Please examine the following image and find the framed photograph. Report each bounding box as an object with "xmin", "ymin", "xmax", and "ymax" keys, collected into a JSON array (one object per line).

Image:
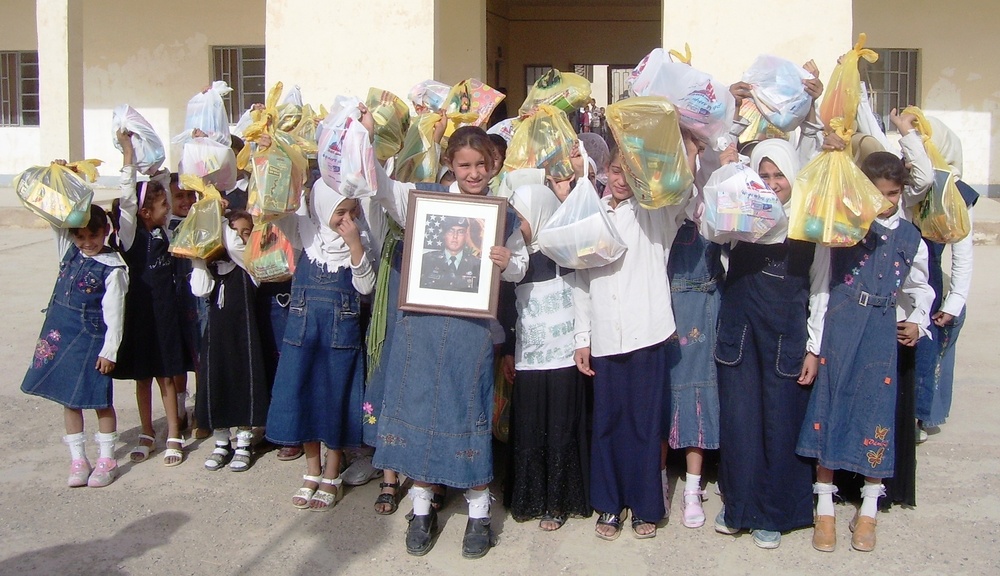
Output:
[{"xmin": 399, "ymin": 191, "xmax": 508, "ymax": 319}]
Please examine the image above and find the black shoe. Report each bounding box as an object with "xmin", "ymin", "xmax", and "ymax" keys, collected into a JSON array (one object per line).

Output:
[
  {"xmin": 462, "ymin": 517, "xmax": 497, "ymax": 559},
  {"xmin": 405, "ymin": 509, "xmax": 438, "ymax": 556}
]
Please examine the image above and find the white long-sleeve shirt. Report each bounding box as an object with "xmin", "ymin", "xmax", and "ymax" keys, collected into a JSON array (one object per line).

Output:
[
  {"xmin": 118, "ymin": 166, "xmax": 171, "ymax": 252},
  {"xmin": 573, "ymin": 194, "xmax": 688, "ymax": 357},
  {"xmin": 53, "ymin": 227, "xmax": 128, "ymax": 362},
  {"xmin": 940, "ymin": 210, "xmax": 974, "ymax": 317}
]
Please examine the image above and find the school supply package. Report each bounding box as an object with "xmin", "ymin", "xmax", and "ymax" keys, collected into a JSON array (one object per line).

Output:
[
  {"xmin": 173, "ymin": 81, "xmax": 233, "ymax": 146},
  {"xmin": 247, "ymin": 131, "xmax": 308, "ymax": 219},
  {"xmin": 902, "ymin": 105, "xmax": 972, "ymax": 243},
  {"xmin": 393, "ymin": 112, "xmax": 441, "ymax": 183},
  {"xmin": 169, "ymin": 175, "xmax": 225, "ymax": 260},
  {"xmin": 700, "ymin": 162, "xmax": 786, "ymax": 244},
  {"xmin": 742, "ymin": 55, "xmax": 814, "ymax": 133},
  {"xmin": 366, "ymin": 88, "xmax": 411, "ymax": 163},
  {"xmin": 502, "ymin": 104, "xmax": 576, "ymax": 180},
  {"xmin": 111, "ymin": 105, "xmax": 165, "ymax": 175},
  {"xmin": 737, "ymin": 99, "xmax": 787, "ymax": 144},
  {"xmin": 408, "ymin": 80, "xmax": 451, "ymax": 114},
  {"xmin": 317, "ymin": 96, "xmax": 379, "ymax": 198},
  {"xmin": 14, "ymin": 160, "xmax": 101, "ymax": 228},
  {"xmin": 443, "ymin": 78, "xmax": 505, "ymax": 132},
  {"xmin": 605, "ymin": 96, "xmax": 694, "ymax": 208},
  {"xmin": 519, "ymin": 68, "xmax": 592, "ymax": 115},
  {"xmin": 246, "ymin": 220, "xmax": 297, "ymax": 283},
  {"xmin": 179, "ymin": 137, "xmax": 238, "ymax": 193}
]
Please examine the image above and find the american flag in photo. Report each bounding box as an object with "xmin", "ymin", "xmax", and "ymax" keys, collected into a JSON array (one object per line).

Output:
[{"xmin": 424, "ymin": 213, "xmax": 445, "ymax": 250}]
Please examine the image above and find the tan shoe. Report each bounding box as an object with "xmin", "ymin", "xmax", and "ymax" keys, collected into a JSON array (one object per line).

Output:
[
  {"xmin": 812, "ymin": 515, "xmax": 836, "ymax": 552},
  {"xmin": 849, "ymin": 513, "xmax": 877, "ymax": 552}
]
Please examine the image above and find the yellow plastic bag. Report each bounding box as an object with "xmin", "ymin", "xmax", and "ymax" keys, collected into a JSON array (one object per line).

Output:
[
  {"xmin": 393, "ymin": 112, "xmax": 441, "ymax": 183},
  {"xmin": 519, "ymin": 68, "xmax": 592, "ymax": 115},
  {"xmin": 788, "ymin": 150, "xmax": 891, "ymax": 246},
  {"xmin": 248, "ymin": 132, "xmax": 308, "ymax": 220},
  {"xmin": 366, "ymin": 88, "xmax": 411, "ymax": 163},
  {"xmin": 502, "ymin": 104, "xmax": 576, "ymax": 180},
  {"xmin": 286, "ymin": 103, "xmax": 319, "ymax": 157},
  {"xmin": 170, "ymin": 175, "xmax": 225, "ymax": 260},
  {"xmin": 14, "ymin": 160, "xmax": 101, "ymax": 228},
  {"xmin": 443, "ymin": 78, "xmax": 505, "ymax": 135},
  {"xmin": 605, "ymin": 96, "xmax": 693, "ymax": 208},
  {"xmin": 819, "ymin": 33, "xmax": 878, "ymax": 132},
  {"xmin": 901, "ymin": 106, "xmax": 971, "ymax": 243},
  {"xmin": 246, "ymin": 220, "xmax": 297, "ymax": 283},
  {"xmin": 738, "ymin": 99, "xmax": 787, "ymax": 144}
]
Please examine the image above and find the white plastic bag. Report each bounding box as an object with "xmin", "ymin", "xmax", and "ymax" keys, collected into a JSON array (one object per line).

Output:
[
  {"xmin": 700, "ymin": 162, "xmax": 786, "ymax": 244},
  {"xmin": 742, "ymin": 55, "xmax": 813, "ymax": 133},
  {"xmin": 628, "ymin": 48, "xmax": 736, "ymax": 150},
  {"xmin": 232, "ymin": 107, "xmax": 254, "ymax": 139},
  {"xmin": 536, "ymin": 147, "xmax": 627, "ymax": 269},
  {"xmin": 112, "ymin": 105, "xmax": 165, "ymax": 176},
  {"xmin": 408, "ymin": 80, "xmax": 451, "ymax": 114},
  {"xmin": 179, "ymin": 137, "xmax": 238, "ymax": 192},
  {"xmin": 317, "ymin": 96, "xmax": 378, "ymax": 198},
  {"xmin": 172, "ymin": 81, "xmax": 233, "ymax": 146}
]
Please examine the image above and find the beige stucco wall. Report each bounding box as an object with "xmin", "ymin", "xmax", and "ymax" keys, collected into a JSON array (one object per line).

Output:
[
  {"xmin": 435, "ymin": 0, "xmax": 487, "ymax": 85},
  {"xmin": 0, "ymin": 0, "xmax": 42, "ymax": 173},
  {"xmin": 854, "ymin": 0, "xmax": 999, "ymax": 193}
]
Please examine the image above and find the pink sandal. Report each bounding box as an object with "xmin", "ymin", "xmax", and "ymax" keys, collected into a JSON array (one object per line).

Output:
[
  {"xmin": 68, "ymin": 458, "xmax": 92, "ymax": 487},
  {"xmin": 682, "ymin": 489, "xmax": 706, "ymax": 528},
  {"xmin": 88, "ymin": 457, "xmax": 118, "ymax": 487}
]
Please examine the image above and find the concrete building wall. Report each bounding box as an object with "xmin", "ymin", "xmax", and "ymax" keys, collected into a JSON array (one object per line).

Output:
[
  {"xmin": 854, "ymin": 0, "xmax": 1000, "ymax": 195},
  {"xmin": 0, "ymin": 0, "xmax": 42, "ymax": 173}
]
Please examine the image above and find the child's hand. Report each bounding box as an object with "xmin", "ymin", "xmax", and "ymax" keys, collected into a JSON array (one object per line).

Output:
[
  {"xmin": 719, "ymin": 143, "xmax": 739, "ymax": 166},
  {"xmin": 357, "ymin": 103, "xmax": 375, "ymax": 140},
  {"xmin": 501, "ymin": 354, "xmax": 516, "ymax": 384},
  {"xmin": 574, "ymin": 347, "xmax": 595, "ymax": 376},
  {"xmin": 932, "ymin": 311, "xmax": 955, "ymax": 327},
  {"xmin": 116, "ymin": 129, "xmax": 134, "ymax": 152},
  {"xmin": 96, "ymin": 357, "xmax": 115, "ymax": 374},
  {"xmin": 191, "ymin": 128, "xmax": 209, "ymax": 139},
  {"xmin": 897, "ymin": 321, "xmax": 919, "ymax": 346},
  {"xmin": 490, "ymin": 246, "xmax": 512, "ymax": 271},
  {"xmin": 569, "ymin": 140, "xmax": 585, "ymax": 178},
  {"xmin": 822, "ymin": 132, "xmax": 847, "ymax": 151},
  {"xmin": 256, "ymin": 133, "xmax": 272, "ymax": 149},
  {"xmin": 798, "ymin": 352, "xmax": 819, "ymax": 385},
  {"xmin": 729, "ymin": 81, "xmax": 752, "ymax": 108},
  {"xmin": 889, "ymin": 108, "xmax": 917, "ymax": 136},
  {"xmin": 53, "ymin": 159, "xmax": 68, "ymax": 166},
  {"xmin": 337, "ymin": 216, "xmax": 363, "ymax": 248},
  {"xmin": 802, "ymin": 60, "xmax": 823, "ymax": 100},
  {"xmin": 546, "ymin": 176, "xmax": 573, "ymax": 202},
  {"xmin": 432, "ymin": 113, "xmax": 448, "ymax": 145}
]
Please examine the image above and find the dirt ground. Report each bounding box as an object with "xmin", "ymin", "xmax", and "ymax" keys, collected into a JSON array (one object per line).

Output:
[{"xmin": 0, "ymin": 226, "xmax": 998, "ymax": 576}]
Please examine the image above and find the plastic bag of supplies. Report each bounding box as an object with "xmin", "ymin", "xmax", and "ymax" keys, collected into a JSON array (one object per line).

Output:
[
  {"xmin": 14, "ymin": 160, "xmax": 101, "ymax": 228},
  {"xmin": 169, "ymin": 175, "xmax": 225, "ymax": 260},
  {"xmin": 408, "ymin": 80, "xmax": 451, "ymax": 114},
  {"xmin": 246, "ymin": 220, "xmax": 297, "ymax": 283},
  {"xmin": 172, "ymin": 81, "xmax": 233, "ymax": 146},
  {"xmin": 605, "ymin": 96, "xmax": 694, "ymax": 209},
  {"xmin": 519, "ymin": 68, "xmax": 592, "ymax": 115},
  {"xmin": 247, "ymin": 131, "xmax": 308, "ymax": 219},
  {"xmin": 902, "ymin": 106, "xmax": 971, "ymax": 243},
  {"xmin": 111, "ymin": 105, "xmax": 165, "ymax": 175},
  {"xmin": 366, "ymin": 88, "xmax": 411, "ymax": 163},
  {"xmin": 742, "ymin": 55, "xmax": 814, "ymax": 133},
  {"xmin": 536, "ymin": 148, "xmax": 627, "ymax": 269},
  {"xmin": 502, "ymin": 104, "xmax": 576, "ymax": 180},
  {"xmin": 393, "ymin": 112, "xmax": 441, "ymax": 183},
  {"xmin": 819, "ymin": 34, "xmax": 878, "ymax": 131},
  {"xmin": 443, "ymin": 79, "xmax": 505, "ymax": 132},
  {"xmin": 700, "ymin": 162, "xmax": 786, "ymax": 244},
  {"xmin": 179, "ymin": 137, "xmax": 238, "ymax": 192},
  {"xmin": 737, "ymin": 99, "xmax": 787, "ymax": 144},
  {"xmin": 317, "ymin": 96, "xmax": 378, "ymax": 198}
]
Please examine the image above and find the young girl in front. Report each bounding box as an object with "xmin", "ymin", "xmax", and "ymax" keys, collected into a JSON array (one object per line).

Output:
[
  {"xmin": 191, "ymin": 210, "xmax": 269, "ymax": 472},
  {"xmin": 362, "ymin": 119, "xmax": 527, "ymax": 559},
  {"xmin": 796, "ymin": 151, "xmax": 933, "ymax": 552},
  {"xmin": 265, "ymin": 179, "xmax": 374, "ymax": 510},
  {"xmin": 21, "ymin": 201, "xmax": 128, "ymax": 488},
  {"xmin": 112, "ymin": 130, "xmax": 186, "ymax": 466}
]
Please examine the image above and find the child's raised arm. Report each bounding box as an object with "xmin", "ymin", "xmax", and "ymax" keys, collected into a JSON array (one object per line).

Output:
[
  {"xmin": 117, "ymin": 129, "xmax": 139, "ymax": 251},
  {"xmin": 336, "ymin": 213, "xmax": 375, "ymax": 295}
]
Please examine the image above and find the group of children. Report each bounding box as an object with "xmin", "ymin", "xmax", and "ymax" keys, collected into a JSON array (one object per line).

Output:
[{"xmin": 19, "ymin": 56, "xmax": 976, "ymax": 560}]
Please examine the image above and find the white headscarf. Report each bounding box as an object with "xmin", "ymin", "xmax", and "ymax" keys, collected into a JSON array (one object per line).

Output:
[
  {"xmin": 750, "ymin": 138, "xmax": 802, "ymax": 186},
  {"xmin": 927, "ymin": 116, "xmax": 964, "ymax": 179},
  {"xmin": 509, "ymin": 184, "xmax": 561, "ymax": 253},
  {"xmin": 298, "ymin": 179, "xmax": 355, "ymax": 272}
]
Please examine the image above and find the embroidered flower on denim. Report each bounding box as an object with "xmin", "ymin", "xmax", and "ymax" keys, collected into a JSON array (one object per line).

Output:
[
  {"xmin": 33, "ymin": 338, "xmax": 58, "ymax": 368},
  {"xmin": 851, "ymin": 267, "xmax": 861, "ymax": 276},
  {"xmin": 455, "ymin": 449, "xmax": 480, "ymax": 461},
  {"xmin": 47, "ymin": 330, "xmax": 61, "ymax": 342},
  {"xmin": 362, "ymin": 402, "xmax": 376, "ymax": 425},
  {"xmin": 379, "ymin": 433, "xmax": 406, "ymax": 447},
  {"xmin": 844, "ymin": 273, "xmax": 855, "ymax": 286}
]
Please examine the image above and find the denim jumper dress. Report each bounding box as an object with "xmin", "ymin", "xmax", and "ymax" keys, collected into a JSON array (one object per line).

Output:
[
  {"xmin": 915, "ymin": 181, "xmax": 979, "ymax": 426},
  {"xmin": 797, "ymin": 220, "xmax": 920, "ymax": 477},
  {"xmin": 265, "ymin": 253, "xmax": 364, "ymax": 448},
  {"xmin": 21, "ymin": 247, "xmax": 124, "ymax": 409},
  {"xmin": 663, "ymin": 220, "xmax": 723, "ymax": 450},
  {"xmin": 715, "ymin": 238, "xmax": 815, "ymax": 532}
]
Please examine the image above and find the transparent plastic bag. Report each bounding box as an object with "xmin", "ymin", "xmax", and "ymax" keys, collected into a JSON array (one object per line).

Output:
[
  {"xmin": 788, "ymin": 150, "xmax": 891, "ymax": 247},
  {"xmin": 605, "ymin": 96, "xmax": 693, "ymax": 208},
  {"xmin": 286, "ymin": 103, "xmax": 319, "ymax": 157},
  {"xmin": 742, "ymin": 55, "xmax": 813, "ymax": 133},
  {"xmin": 366, "ymin": 87, "xmax": 411, "ymax": 163},
  {"xmin": 700, "ymin": 162, "xmax": 786, "ymax": 244},
  {"xmin": 317, "ymin": 96, "xmax": 378, "ymax": 198},
  {"xmin": 276, "ymin": 84, "xmax": 304, "ymax": 132},
  {"xmin": 246, "ymin": 220, "xmax": 297, "ymax": 283},
  {"xmin": 819, "ymin": 34, "xmax": 878, "ymax": 132},
  {"xmin": 247, "ymin": 131, "xmax": 308, "ymax": 220},
  {"xmin": 502, "ymin": 104, "xmax": 576, "ymax": 180},
  {"xmin": 737, "ymin": 99, "xmax": 787, "ymax": 144},
  {"xmin": 179, "ymin": 137, "xmax": 237, "ymax": 192},
  {"xmin": 628, "ymin": 47, "xmax": 736, "ymax": 150},
  {"xmin": 111, "ymin": 105, "xmax": 165, "ymax": 175},
  {"xmin": 169, "ymin": 175, "xmax": 224, "ymax": 260},
  {"xmin": 172, "ymin": 81, "xmax": 233, "ymax": 146},
  {"xmin": 536, "ymin": 150, "xmax": 627, "ymax": 269},
  {"xmin": 393, "ymin": 112, "xmax": 441, "ymax": 183},
  {"xmin": 903, "ymin": 106, "xmax": 971, "ymax": 243},
  {"xmin": 519, "ymin": 68, "xmax": 592, "ymax": 115},
  {"xmin": 408, "ymin": 80, "xmax": 451, "ymax": 114},
  {"xmin": 443, "ymin": 78, "xmax": 505, "ymax": 130},
  {"xmin": 14, "ymin": 160, "xmax": 100, "ymax": 228}
]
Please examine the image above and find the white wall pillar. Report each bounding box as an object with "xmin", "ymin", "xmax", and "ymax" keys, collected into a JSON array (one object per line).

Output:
[
  {"xmin": 434, "ymin": 0, "xmax": 487, "ymax": 85},
  {"xmin": 36, "ymin": 0, "xmax": 83, "ymax": 161}
]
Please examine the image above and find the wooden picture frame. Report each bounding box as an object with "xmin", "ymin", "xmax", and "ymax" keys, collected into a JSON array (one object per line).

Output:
[{"xmin": 399, "ymin": 191, "xmax": 507, "ymax": 319}]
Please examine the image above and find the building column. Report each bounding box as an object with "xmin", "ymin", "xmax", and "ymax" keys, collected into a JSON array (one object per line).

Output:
[
  {"xmin": 434, "ymin": 0, "xmax": 487, "ymax": 85},
  {"xmin": 36, "ymin": 0, "xmax": 83, "ymax": 161}
]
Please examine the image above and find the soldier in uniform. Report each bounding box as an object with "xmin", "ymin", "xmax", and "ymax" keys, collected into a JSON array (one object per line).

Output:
[{"xmin": 420, "ymin": 216, "xmax": 481, "ymax": 293}]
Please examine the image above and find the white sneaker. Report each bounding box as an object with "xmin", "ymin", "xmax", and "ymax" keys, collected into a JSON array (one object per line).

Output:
[
  {"xmin": 916, "ymin": 428, "xmax": 928, "ymax": 444},
  {"xmin": 341, "ymin": 454, "xmax": 382, "ymax": 486}
]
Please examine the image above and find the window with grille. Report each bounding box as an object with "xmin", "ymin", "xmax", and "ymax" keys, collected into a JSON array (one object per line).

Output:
[
  {"xmin": 525, "ymin": 65, "xmax": 552, "ymax": 93},
  {"xmin": 212, "ymin": 46, "xmax": 266, "ymax": 124},
  {"xmin": 862, "ymin": 49, "xmax": 919, "ymax": 133},
  {"xmin": 1, "ymin": 51, "xmax": 40, "ymax": 127}
]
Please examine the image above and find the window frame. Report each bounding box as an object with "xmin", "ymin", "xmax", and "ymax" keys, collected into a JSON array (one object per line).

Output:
[
  {"xmin": 0, "ymin": 50, "xmax": 40, "ymax": 127},
  {"xmin": 862, "ymin": 48, "xmax": 920, "ymax": 133},
  {"xmin": 211, "ymin": 45, "xmax": 267, "ymax": 124}
]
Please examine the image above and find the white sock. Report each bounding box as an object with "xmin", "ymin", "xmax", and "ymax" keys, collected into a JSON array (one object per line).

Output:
[
  {"xmin": 63, "ymin": 432, "xmax": 86, "ymax": 461},
  {"xmin": 176, "ymin": 392, "xmax": 188, "ymax": 418},
  {"xmin": 94, "ymin": 431, "xmax": 117, "ymax": 460},
  {"xmin": 860, "ymin": 482, "xmax": 884, "ymax": 518},
  {"xmin": 213, "ymin": 428, "xmax": 231, "ymax": 445},
  {"xmin": 465, "ymin": 488, "xmax": 491, "ymax": 519},
  {"xmin": 409, "ymin": 486, "xmax": 434, "ymax": 516},
  {"xmin": 685, "ymin": 473, "xmax": 702, "ymax": 501},
  {"xmin": 235, "ymin": 429, "xmax": 253, "ymax": 448},
  {"xmin": 813, "ymin": 482, "xmax": 838, "ymax": 517}
]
